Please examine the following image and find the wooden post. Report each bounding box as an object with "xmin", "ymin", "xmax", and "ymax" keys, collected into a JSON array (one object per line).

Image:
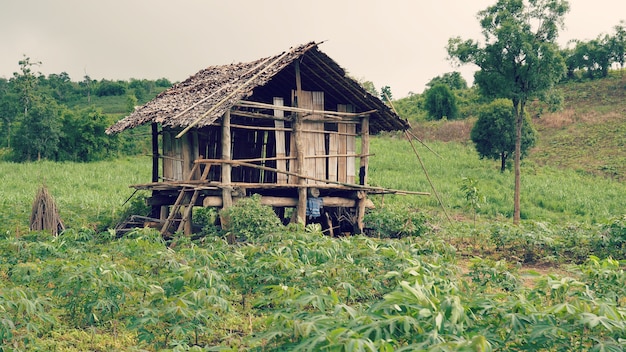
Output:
[
  {"xmin": 221, "ymin": 110, "xmax": 233, "ymax": 210},
  {"xmin": 356, "ymin": 190, "xmax": 367, "ymax": 234},
  {"xmin": 293, "ymin": 61, "xmax": 307, "ymax": 224},
  {"xmin": 274, "ymin": 97, "xmax": 287, "ymax": 184},
  {"xmin": 151, "ymin": 123, "xmax": 159, "ymax": 182},
  {"xmin": 359, "ymin": 115, "xmax": 370, "ymax": 186}
]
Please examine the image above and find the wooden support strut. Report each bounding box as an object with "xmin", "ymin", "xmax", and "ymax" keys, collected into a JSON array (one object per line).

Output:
[
  {"xmin": 293, "ymin": 60, "xmax": 307, "ymax": 224},
  {"xmin": 176, "ymin": 165, "xmax": 213, "ymax": 233},
  {"xmin": 194, "ymin": 159, "xmax": 430, "ymax": 195},
  {"xmin": 160, "ymin": 163, "xmax": 200, "ymax": 236}
]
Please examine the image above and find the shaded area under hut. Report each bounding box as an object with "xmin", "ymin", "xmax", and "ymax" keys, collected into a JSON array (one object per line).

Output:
[{"xmin": 107, "ymin": 41, "xmax": 427, "ymax": 236}]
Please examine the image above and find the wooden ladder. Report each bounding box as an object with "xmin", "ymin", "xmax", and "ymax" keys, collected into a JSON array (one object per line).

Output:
[{"xmin": 160, "ymin": 162, "xmax": 213, "ymax": 236}]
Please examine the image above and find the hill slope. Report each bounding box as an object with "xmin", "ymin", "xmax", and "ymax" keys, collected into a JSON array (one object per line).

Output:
[{"xmin": 407, "ymin": 74, "xmax": 626, "ymax": 181}]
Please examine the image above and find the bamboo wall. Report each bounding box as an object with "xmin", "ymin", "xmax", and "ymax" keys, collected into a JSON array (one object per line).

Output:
[{"xmin": 160, "ymin": 91, "xmax": 360, "ymax": 186}]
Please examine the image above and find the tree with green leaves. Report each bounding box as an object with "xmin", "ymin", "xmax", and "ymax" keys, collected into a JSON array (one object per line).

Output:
[
  {"xmin": 12, "ymin": 97, "xmax": 62, "ymax": 161},
  {"xmin": 423, "ymin": 83, "xmax": 459, "ymax": 120},
  {"xmin": 380, "ymin": 85, "xmax": 393, "ymax": 102},
  {"xmin": 447, "ymin": 0, "xmax": 568, "ymax": 224},
  {"xmin": 471, "ymin": 99, "xmax": 537, "ymax": 173},
  {"xmin": 58, "ymin": 107, "xmax": 118, "ymax": 162},
  {"xmin": 0, "ymin": 78, "xmax": 20, "ymax": 148},
  {"xmin": 426, "ymin": 71, "xmax": 468, "ymax": 90},
  {"xmin": 10, "ymin": 56, "xmax": 64, "ymax": 161},
  {"xmin": 610, "ymin": 21, "xmax": 626, "ymax": 72}
]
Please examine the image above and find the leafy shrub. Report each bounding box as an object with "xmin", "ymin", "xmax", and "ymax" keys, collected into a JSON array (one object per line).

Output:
[
  {"xmin": 489, "ymin": 222, "xmax": 558, "ymax": 263},
  {"xmin": 468, "ymin": 257, "xmax": 520, "ymax": 292},
  {"xmin": 598, "ymin": 215, "xmax": 626, "ymax": 258},
  {"xmin": 193, "ymin": 207, "xmax": 222, "ymax": 237},
  {"xmin": 576, "ymin": 256, "xmax": 626, "ymax": 304},
  {"xmin": 364, "ymin": 205, "xmax": 428, "ymax": 238},
  {"xmin": 219, "ymin": 194, "xmax": 283, "ymax": 241},
  {"xmin": 106, "ymin": 191, "xmax": 151, "ymax": 230}
]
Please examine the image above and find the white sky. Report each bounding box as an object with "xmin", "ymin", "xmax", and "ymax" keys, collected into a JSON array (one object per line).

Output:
[{"xmin": 1, "ymin": 0, "xmax": 624, "ymax": 98}]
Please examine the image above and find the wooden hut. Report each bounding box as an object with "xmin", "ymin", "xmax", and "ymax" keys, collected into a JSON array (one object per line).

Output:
[{"xmin": 106, "ymin": 41, "xmax": 416, "ymax": 236}]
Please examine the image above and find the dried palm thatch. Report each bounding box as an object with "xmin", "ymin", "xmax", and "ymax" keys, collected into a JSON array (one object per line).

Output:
[{"xmin": 30, "ymin": 185, "xmax": 65, "ymax": 235}]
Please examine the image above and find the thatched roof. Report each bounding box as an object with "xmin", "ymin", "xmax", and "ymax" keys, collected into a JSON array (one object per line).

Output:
[{"xmin": 106, "ymin": 41, "xmax": 409, "ymax": 135}]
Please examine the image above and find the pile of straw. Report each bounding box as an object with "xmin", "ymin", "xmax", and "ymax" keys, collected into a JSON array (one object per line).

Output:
[{"xmin": 29, "ymin": 185, "xmax": 65, "ymax": 235}]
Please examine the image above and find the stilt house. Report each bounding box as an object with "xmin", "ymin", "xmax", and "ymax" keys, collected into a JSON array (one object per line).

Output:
[{"xmin": 106, "ymin": 41, "xmax": 415, "ymax": 236}]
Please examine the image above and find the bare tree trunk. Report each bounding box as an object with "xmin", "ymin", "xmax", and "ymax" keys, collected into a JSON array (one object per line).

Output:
[{"xmin": 513, "ymin": 102, "xmax": 524, "ymax": 225}]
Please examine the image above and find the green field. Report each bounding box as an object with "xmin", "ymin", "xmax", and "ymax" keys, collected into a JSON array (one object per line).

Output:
[
  {"xmin": 1, "ymin": 74, "xmax": 626, "ymax": 350},
  {"xmin": 1, "ymin": 133, "xmax": 625, "ymax": 350}
]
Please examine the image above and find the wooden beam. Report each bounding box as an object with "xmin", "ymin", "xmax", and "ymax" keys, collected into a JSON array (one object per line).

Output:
[
  {"xmin": 203, "ymin": 195, "xmax": 375, "ymax": 208},
  {"xmin": 151, "ymin": 123, "xmax": 159, "ymax": 183},
  {"xmin": 221, "ymin": 110, "xmax": 232, "ymax": 210},
  {"xmin": 194, "ymin": 159, "xmax": 430, "ymax": 195},
  {"xmin": 293, "ymin": 60, "xmax": 307, "ymax": 224},
  {"xmin": 274, "ymin": 97, "xmax": 288, "ymax": 184},
  {"xmin": 235, "ymin": 100, "xmax": 376, "ymax": 118},
  {"xmin": 359, "ymin": 115, "xmax": 370, "ymax": 186}
]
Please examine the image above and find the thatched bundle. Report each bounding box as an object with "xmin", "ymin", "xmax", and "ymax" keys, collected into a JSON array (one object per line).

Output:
[{"xmin": 30, "ymin": 185, "xmax": 65, "ymax": 235}]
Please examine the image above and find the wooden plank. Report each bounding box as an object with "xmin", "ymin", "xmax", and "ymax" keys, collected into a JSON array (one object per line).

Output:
[
  {"xmin": 173, "ymin": 136, "xmax": 183, "ymax": 181},
  {"xmin": 274, "ymin": 97, "xmax": 287, "ymax": 184},
  {"xmin": 151, "ymin": 123, "xmax": 159, "ymax": 182},
  {"xmin": 162, "ymin": 131, "xmax": 172, "ymax": 181},
  {"xmin": 203, "ymin": 195, "xmax": 374, "ymax": 208},
  {"xmin": 312, "ymin": 91, "xmax": 325, "ymax": 185},
  {"xmin": 298, "ymin": 91, "xmax": 316, "ymax": 184},
  {"xmin": 337, "ymin": 105, "xmax": 348, "ymax": 183},
  {"xmin": 293, "ymin": 60, "xmax": 307, "ymax": 224},
  {"xmin": 221, "ymin": 110, "xmax": 232, "ymax": 209},
  {"xmin": 345, "ymin": 104, "xmax": 356, "ymax": 184},
  {"xmin": 359, "ymin": 116, "xmax": 369, "ymax": 186}
]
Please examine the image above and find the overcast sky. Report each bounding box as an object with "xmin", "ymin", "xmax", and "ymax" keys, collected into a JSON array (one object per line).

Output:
[{"xmin": 1, "ymin": 0, "xmax": 624, "ymax": 98}]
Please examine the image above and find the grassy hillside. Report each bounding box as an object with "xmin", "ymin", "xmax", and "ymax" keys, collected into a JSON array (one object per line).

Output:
[
  {"xmin": 532, "ymin": 75, "xmax": 626, "ymax": 181},
  {"xmin": 406, "ymin": 73, "xmax": 626, "ymax": 182}
]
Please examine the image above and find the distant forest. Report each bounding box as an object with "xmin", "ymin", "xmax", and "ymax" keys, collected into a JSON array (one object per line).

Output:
[{"xmin": 0, "ymin": 57, "xmax": 172, "ymax": 162}]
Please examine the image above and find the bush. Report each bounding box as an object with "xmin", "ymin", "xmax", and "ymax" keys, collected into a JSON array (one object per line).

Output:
[
  {"xmin": 193, "ymin": 207, "xmax": 222, "ymax": 237},
  {"xmin": 219, "ymin": 194, "xmax": 283, "ymax": 241},
  {"xmin": 364, "ymin": 205, "xmax": 429, "ymax": 238},
  {"xmin": 597, "ymin": 215, "xmax": 626, "ymax": 258}
]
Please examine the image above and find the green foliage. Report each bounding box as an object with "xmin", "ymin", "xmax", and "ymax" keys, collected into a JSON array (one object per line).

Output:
[
  {"xmin": 194, "ymin": 206, "xmax": 222, "ymax": 237},
  {"xmin": 391, "ymin": 93, "xmax": 427, "ymax": 122},
  {"xmin": 219, "ymin": 194, "xmax": 283, "ymax": 241},
  {"xmin": 600, "ymin": 215, "xmax": 626, "ymax": 257},
  {"xmin": 471, "ymin": 98, "xmax": 537, "ymax": 172},
  {"xmin": 380, "ymin": 85, "xmax": 393, "ymax": 102},
  {"xmin": 12, "ymin": 97, "xmax": 62, "ymax": 161},
  {"xmin": 564, "ymin": 22, "xmax": 626, "ymax": 80},
  {"xmin": 58, "ymin": 106, "xmax": 120, "ymax": 162},
  {"xmin": 95, "ymin": 79, "xmax": 126, "ymax": 97},
  {"xmin": 460, "ymin": 176, "xmax": 485, "ymax": 225},
  {"xmin": 426, "ymin": 71, "xmax": 468, "ymax": 90},
  {"xmin": 364, "ymin": 204, "xmax": 429, "ymax": 238},
  {"xmin": 468, "ymin": 257, "xmax": 520, "ymax": 292},
  {"xmin": 423, "ymin": 83, "xmax": 459, "ymax": 120},
  {"xmin": 1, "ymin": 58, "xmax": 170, "ymax": 162}
]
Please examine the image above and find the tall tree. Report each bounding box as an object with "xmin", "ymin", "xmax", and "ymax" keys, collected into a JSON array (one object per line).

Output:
[
  {"xmin": 11, "ymin": 56, "xmax": 42, "ymax": 117},
  {"xmin": 471, "ymin": 99, "xmax": 537, "ymax": 172},
  {"xmin": 447, "ymin": 0, "xmax": 568, "ymax": 224},
  {"xmin": 0, "ymin": 78, "xmax": 20, "ymax": 148},
  {"xmin": 13, "ymin": 97, "xmax": 62, "ymax": 161},
  {"xmin": 610, "ymin": 21, "xmax": 626, "ymax": 72},
  {"xmin": 423, "ymin": 84, "xmax": 459, "ymax": 120}
]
